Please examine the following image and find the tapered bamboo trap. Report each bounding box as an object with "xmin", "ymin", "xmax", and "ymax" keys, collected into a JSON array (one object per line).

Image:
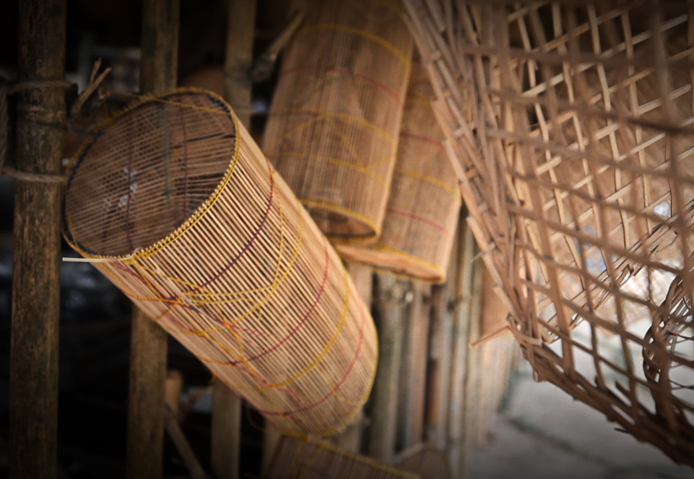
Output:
[
  {"xmin": 262, "ymin": 0, "xmax": 413, "ymax": 243},
  {"xmin": 263, "ymin": 435, "xmax": 419, "ymax": 479},
  {"xmin": 394, "ymin": 443, "xmax": 452, "ymax": 479},
  {"xmin": 404, "ymin": 0, "xmax": 694, "ymax": 465},
  {"xmin": 336, "ymin": 61, "xmax": 462, "ymax": 283},
  {"xmin": 63, "ymin": 89, "xmax": 378, "ymax": 436}
]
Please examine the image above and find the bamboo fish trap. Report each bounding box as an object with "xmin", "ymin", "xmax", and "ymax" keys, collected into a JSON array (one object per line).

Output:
[
  {"xmin": 336, "ymin": 61, "xmax": 462, "ymax": 283},
  {"xmin": 63, "ymin": 89, "xmax": 378, "ymax": 436},
  {"xmin": 262, "ymin": 0, "xmax": 413, "ymax": 243},
  {"xmin": 405, "ymin": 0, "xmax": 694, "ymax": 465},
  {"xmin": 263, "ymin": 435, "xmax": 419, "ymax": 479}
]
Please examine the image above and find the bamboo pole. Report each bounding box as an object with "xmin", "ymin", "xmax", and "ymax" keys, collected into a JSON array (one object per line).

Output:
[
  {"xmin": 10, "ymin": 1, "xmax": 66, "ymax": 478},
  {"xmin": 214, "ymin": 2, "xmax": 257, "ymax": 478},
  {"xmin": 333, "ymin": 262, "xmax": 373, "ymax": 453},
  {"xmin": 398, "ymin": 281, "xmax": 430, "ymax": 450},
  {"xmin": 447, "ymin": 218, "xmax": 476, "ymax": 477},
  {"xmin": 367, "ymin": 273, "xmax": 405, "ymax": 464},
  {"xmin": 212, "ymin": 384, "xmax": 243, "ymax": 479},
  {"xmin": 126, "ymin": 1, "xmax": 179, "ymax": 478},
  {"xmin": 424, "ymin": 281, "xmax": 452, "ymax": 450},
  {"xmin": 458, "ymin": 251, "xmax": 484, "ymax": 479},
  {"xmin": 410, "ymin": 284, "xmax": 431, "ymax": 446}
]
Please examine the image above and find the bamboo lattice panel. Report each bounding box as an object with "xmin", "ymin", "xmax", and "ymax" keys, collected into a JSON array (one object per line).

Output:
[
  {"xmin": 404, "ymin": 0, "xmax": 694, "ymax": 465},
  {"xmin": 63, "ymin": 90, "xmax": 378, "ymax": 436},
  {"xmin": 263, "ymin": 0, "xmax": 413, "ymax": 243},
  {"xmin": 263, "ymin": 435, "xmax": 419, "ymax": 479},
  {"xmin": 337, "ymin": 60, "xmax": 462, "ymax": 283}
]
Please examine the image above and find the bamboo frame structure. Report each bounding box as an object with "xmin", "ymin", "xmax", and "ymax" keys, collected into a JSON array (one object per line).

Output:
[
  {"xmin": 404, "ymin": 0, "xmax": 694, "ymax": 465},
  {"xmin": 63, "ymin": 89, "xmax": 377, "ymax": 436},
  {"xmin": 263, "ymin": 435, "xmax": 419, "ymax": 479},
  {"xmin": 262, "ymin": 0, "xmax": 413, "ymax": 243},
  {"xmin": 336, "ymin": 60, "xmax": 462, "ymax": 283}
]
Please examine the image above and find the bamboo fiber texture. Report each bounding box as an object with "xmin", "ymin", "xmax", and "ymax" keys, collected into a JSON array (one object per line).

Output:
[
  {"xmin": 336, "ymin": 61, "xmax": 462, "ymax": 283},
  {"xmin": 404, "ymin": 0, "xmax": 694, "ymax": 465},
  {"xmin": 263, "ymin": 435, "xmax": 419, "ymax": 479},
  {"xmin": 394, "ymin": 443, "xmax": 452, "ymax": 479},
  {"xmin": 63, "ymin": 89, "xmax": 378, "ymax": 436},
  {"xmin": 262, "ymin": 0, "xmax": 413, "ymax": 243}
]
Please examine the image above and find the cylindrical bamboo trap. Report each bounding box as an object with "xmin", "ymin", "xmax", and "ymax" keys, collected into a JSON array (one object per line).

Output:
[
  {"xmin": 263, "ymin": 435, "xmax": 419, "ymax": 479},
  {"xmin": 336, "ymin": 61, "xmax": 462, "ymax": 283},
  {"xmin": 63, "ymin": 89, "xmax": 378, "ymax": 436},
  {"xmin": 394, "ymin": 443, "xmax": 452, "ymax": 479},
  {"xmin": 262, "ymin": 0, "xmax": 413, "ymax": 243},
  {"xmin": 404, "ymin": 0, "xmax": 694, "ymax": 465}
]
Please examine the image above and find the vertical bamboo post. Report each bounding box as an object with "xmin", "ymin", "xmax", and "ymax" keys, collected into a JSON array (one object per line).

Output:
[
  {"xmin": 333, "ymin": 262, "xmax": 373, "ymax": 453},
  {"xmin": 126, "ymin": 1, "xmax": 179, "ymax": 478},
  {"xmin": 212, "ymin": 385, "xmax": 243, "ymax": 479},
  {"xmin": 398, "ymin": 281, "xmax": 429, "ymax": 449},
  {"xmin": 458, "ymin": 250, "xmax": 484, "ymax": 479},
  {"xmin": 10, "ymin": 2, "xmax": 66, "ymax": 478},
  {"xmin": 424, "ymin": 280, "xmax": 452, "ymax": 450},
  {"xmin": 447, "ymin": 217, "xmax": 475, "ymax": 477},
  {"xmin": 410, "ymin": 284, "xmax": 431, "ymax": 445},
  {"xmin": 214, "ymin": 2, "xmax": 256, "ymax": 478},
  {"xmin": 367, "ymin": 273, "xmax": 405, "ymax": 464}
]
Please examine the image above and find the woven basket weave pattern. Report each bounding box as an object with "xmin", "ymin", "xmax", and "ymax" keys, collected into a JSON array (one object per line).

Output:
[
  {"xmin": 404, "ymin": 0, "xmax": 694, "ymax": 465},
  {"xmin": 337, "ymin": 61, "xmax": 461, "ymax": 283},
  {"xmin": 64, "ymin": 90, "xmax": 377, "ymax": 436},
  {"xmin": 262, "ymin": 0, "xmax": 413, "ymax": 242}
]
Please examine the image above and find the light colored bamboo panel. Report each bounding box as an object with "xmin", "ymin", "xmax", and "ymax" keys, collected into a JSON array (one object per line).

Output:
[
  {"xmin": 337, "ymin": 61, "xmax": 462, "ymax": 283},
  {"xmin": 262, "ymin": 0, "xmax": 413, "ymax": 243},
  {"xmin": 63, "ymin": 89, "xmax": 377, "ymax": 436}
]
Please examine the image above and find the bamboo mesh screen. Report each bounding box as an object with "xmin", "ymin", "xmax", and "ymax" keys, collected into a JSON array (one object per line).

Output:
[
  {"xmin": 263, "ymin": 435, "xmax": 419, "ymax": 479},
  {"xmin": 63, "ymin": 89, "xmax": 378, "ymax": 436},
  {"xmin": 262, "ymin": 0, "xmax": 413, "ymax": 243},
  {"xmin": 404, "ymin": 0, "xmax": 694, "ymax": 465},
  {"xmin": 336, "ymin": 61, "xmax": 462, "ymax": 283},
  {"xmin": 394, "ymin": 444, "xmax": 452, "ymax": 479}
]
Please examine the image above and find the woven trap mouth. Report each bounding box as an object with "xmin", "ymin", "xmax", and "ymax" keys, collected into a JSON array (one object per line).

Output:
[
  {"xmin": 63, "ymin": 89, "xmax": 378, "ymax": 436},
  {"xmin": 65, "ymin": 90, "xmax": 235, "ymax": 258}
]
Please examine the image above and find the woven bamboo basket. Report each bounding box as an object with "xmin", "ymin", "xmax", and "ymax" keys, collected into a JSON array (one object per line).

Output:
[
  {"xmin": 63, "ymin": 89, "xmax": 378, "ymax": 436},
  {"xmin": 262, "ymin": 0, "xmax": 413, "ymax": 243},
  {"xmin": 394, "ymin": 443, "xmax": 452, "ymax": 479},
  {"xmin": 336, "ymin": 61, "xmax": 462, "ymax": 283},
  {"xmin": 263, "ymin": 435, "xmax": 419, "ymax": 479},
  {"xmin": 404, "ymin": 0, "xmax": 694, "ymax": 465}
]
